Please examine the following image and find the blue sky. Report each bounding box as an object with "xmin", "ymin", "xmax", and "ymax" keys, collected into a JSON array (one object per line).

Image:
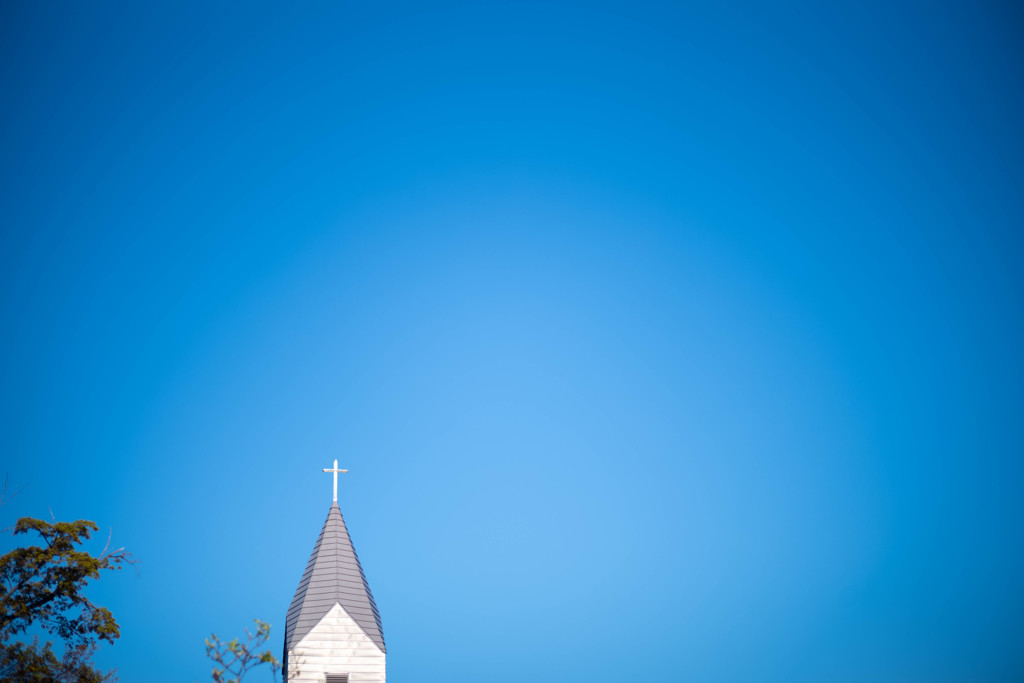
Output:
[{"xmin": 1, "ymin": 2, "xmax": 1022, "ymax": 681}]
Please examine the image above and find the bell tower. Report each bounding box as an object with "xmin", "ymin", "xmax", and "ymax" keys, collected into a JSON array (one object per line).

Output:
[{"xmin": 283, "ymin": 461, "xmax": 386, "ymax": 682}]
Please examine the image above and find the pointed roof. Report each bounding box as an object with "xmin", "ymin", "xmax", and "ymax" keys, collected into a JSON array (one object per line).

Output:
[{"xmin": 284, "ymin": 502, "xmax": 385, "ymax": 653}]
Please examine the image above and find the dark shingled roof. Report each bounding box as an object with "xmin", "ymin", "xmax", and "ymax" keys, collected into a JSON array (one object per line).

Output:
[{"xmin": 284, "ymin": 502, "xmax": 385, "ymax": 653}]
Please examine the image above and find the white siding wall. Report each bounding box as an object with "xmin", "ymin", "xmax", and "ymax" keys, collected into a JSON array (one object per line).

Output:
[{"xmin": 287, "ymin": 603, "xmax": 386, "ymax": 683}]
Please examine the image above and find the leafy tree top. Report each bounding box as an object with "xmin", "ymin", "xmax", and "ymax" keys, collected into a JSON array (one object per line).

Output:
[{"xmin": 0, "ymin": 516, "xmax": 131, "ymax": 646}]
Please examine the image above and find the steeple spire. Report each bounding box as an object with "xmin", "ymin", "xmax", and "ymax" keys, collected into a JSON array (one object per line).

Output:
[{"xmin": 284, "ymin": 468, "xmax": 385, "ymax": 659}]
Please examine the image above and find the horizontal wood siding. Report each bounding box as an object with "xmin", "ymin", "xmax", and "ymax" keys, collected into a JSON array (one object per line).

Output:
[{"xmin": 287, "ymin": 603, "xmax": 386, "ymax": 683}]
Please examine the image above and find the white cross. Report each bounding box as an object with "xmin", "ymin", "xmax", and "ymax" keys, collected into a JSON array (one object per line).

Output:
[{"xmin": 322, "ymin": 459, "xmax": 349, "ymax": 502}]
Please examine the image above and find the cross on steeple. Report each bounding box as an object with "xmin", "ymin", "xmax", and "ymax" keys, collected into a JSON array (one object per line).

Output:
[{"xmin": 322, "ymin": 459, "xmax": 349, "ymax": 502}]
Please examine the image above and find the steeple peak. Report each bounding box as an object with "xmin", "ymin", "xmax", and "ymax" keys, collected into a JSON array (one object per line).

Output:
[{"xmin": 284, "ymin": 501, "xmax": 385, "ymax": 654}]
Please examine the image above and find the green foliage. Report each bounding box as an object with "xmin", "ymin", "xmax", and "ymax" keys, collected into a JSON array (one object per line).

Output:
[
  {"xmin": 206, "ymin": 619, "xmax": 281, "ymax": 683},
  {"xmin": 0, "ymin": 638, "xmax": 115, "ymax": 682},
  {"xmin": 0, "ymin": 516, "xmax": 129, "ymax": 681},
  {"xmin": 0, "ymin": 517, "xmax": 129, "ymax": 645}
]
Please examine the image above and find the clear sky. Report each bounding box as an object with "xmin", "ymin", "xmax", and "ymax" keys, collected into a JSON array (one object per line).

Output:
[{"xmin": 1, "ymin": 2, "xmax": 1022, "ymax": 681}]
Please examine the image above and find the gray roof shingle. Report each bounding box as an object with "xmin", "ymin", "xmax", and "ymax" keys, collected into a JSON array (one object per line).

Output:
[{"xmin": 284, "ymin": 502, "xmax": 385, "ymax": 653}]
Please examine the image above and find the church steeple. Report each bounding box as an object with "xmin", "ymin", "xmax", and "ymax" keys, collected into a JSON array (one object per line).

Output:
[{"xmin": 284, "ymin": 464, "xmax": 386, "ymax": 682}]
